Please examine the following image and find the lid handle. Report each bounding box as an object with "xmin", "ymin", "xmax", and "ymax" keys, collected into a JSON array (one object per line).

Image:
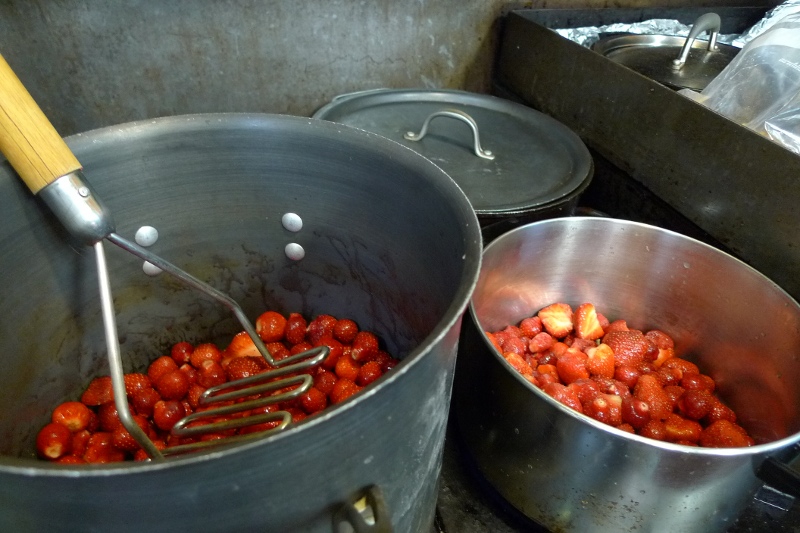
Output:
[
  {"xmin": 403, "ymin": 108, "xmax": 495, "ymax": 160},
  {"xmin": 672, "ymin": 13, "xmax": 721, "ymax": 70}
]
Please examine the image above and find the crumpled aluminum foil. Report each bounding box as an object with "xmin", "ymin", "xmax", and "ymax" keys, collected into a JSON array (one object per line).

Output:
[
  {"xmin": 553, "ymin": 0, "xmax": 800, "ymax": 50},
  {"xmin": 554, "ymin": 18, "xmax": 740, "ymax": 49}
]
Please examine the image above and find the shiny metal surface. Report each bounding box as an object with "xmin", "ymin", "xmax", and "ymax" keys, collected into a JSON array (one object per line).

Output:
[
  {"xmin": 37, "ymin": 171, "xmax": 116, "ymax": 244},
  {"xmin": 0, "ymin": 114, "xmax": 482, "ymax": 532},
  {"xmin": 454, "ymin": 217, "xmax": 800, "ymax": 533},
  {"xmin": 592, "ymin": 33, "xmax": 739, "ymax": 91},
  {"xmin": 404, "ymin": 109, "xmax": 496, "ymax": 160},
  {"xmin": 673, "ymin": 13, "xmax": 722, "ymax": 67}
]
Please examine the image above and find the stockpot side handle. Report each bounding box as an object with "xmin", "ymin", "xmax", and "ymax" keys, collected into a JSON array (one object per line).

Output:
[
  {"xmin": 333, "ymin": 485, "xmax": 393, "ymax": 533},
  {"xmin": 758, "ymin": 454, "xmax": 800, "ymax": 499},
  {"xmin": 672, "ymin": 12, "xmax": 721, "ymax": 69},
  {"xmin": 403, "ymin": 108, "xmax": 496, "ymax": 160}
]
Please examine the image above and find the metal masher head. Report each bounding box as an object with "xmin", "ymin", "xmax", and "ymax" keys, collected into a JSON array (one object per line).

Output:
[{"xmin": 0, "ymin": 53, "xmax": 328, "ymax": 460}]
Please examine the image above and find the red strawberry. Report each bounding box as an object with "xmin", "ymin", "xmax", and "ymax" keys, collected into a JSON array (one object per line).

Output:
[
  {"xmin": 621, "ymin": 397, "xmax": 651, "ymax": 429},
  {"xmin": 504, "ymin": 352, "xmax": 533, "ymax": 377},
  {"xmin": 586, "ymin": 343, "xmax": 615, "ymax": 379},
  {"xmin": 639, "ymin": 420, "xmax": 667, "ymax": 441},
  {"xmin": 604, "ymin": 319, "xmax": 629, "ymax": 333},
  {"xmin": 170, "ymin": 341, "xmax": 194, "ymax": 365},
  {"xmin": 124, "ymin": 373, "xmax": 152, "ymax": 397},
  {"xmin": 542, "ymin": 382, "xmax": 583, "ymax": 413},
  {"xmin": 225, "ymin": 356, "xmax": 263, "ymax": 381},
  {"xmin": 299, "ymin": 387, "xmax": 328, "ymax": 414},
  {"xmin": 189, "ymin": 344, "xmax": 222, "ymax": 369},
  {"xmin": 333, "ymin": 318, "xmax": 359, "ymax": 344},
  {"xmin": 223, "ymin": 331, "xmax": 261, "ymax": 360},
  {"xmin": 315, "ymin": 336, "xmax": 344, "ymax": 370},
  {"xmin": 307, "ymin": 314, "xmax": 337, "ymax": 344},
  {"xmin": 583, "ymin": 393, "xmax": 622, "ymax": 426},
  {"xmin": 633, "ymin": 374, "xmax": 672, "ymax": 421},
  {"xmin": 80, "ymin": 376, "xmax": 114, "ymax": 406},
  {"xmin": 603, "ymin": 330, "xmax": 650, "ymax": 368},
  {"xmin": 51, "ymin": 401, "xmax": 93, "ymax": 432},
  {"xmin": 351, "ymin": 331, "xmax": 380, "ymax": 363},
  {"xmin": 356, "ymin": 361, "xmax": 383, "ymax": 387},
  {"xmin": 36, "ymin": 422, "xmax": 72, "ymax": 460},
  {"xmin": 700, "ymin": 420, "xmax": 753, "ymax": 448},
  {"xmin": 256, "ymin": 310, "xmax": 287, "ymax": 343},
  {"xmin": 664, "ymin": 413, "xmax": 702, "ymax": 444},
  {"xmin": 131, "ymin": 386, "xmax": 162, "ymax": 418},
  {"xmin": 678, "ymin": 389, "xmax": 714, "ymax": 420},
  {"xmin": 538, "ymin": 303, "xmax": 573, "ymax": 338},
  {"xmin": 329, "ymin": 378, "xmax": 361, "ymax": 404},
  {"xmin": 83, "ymin": 432, "xmax": 125, "ymax": 463},
  {"xmin": 313, "ymin": 369, "xmax": 338, "ymax": 395},
  {"xmin": 519, "ymin": 316, "xmax": 543, "ymax": 337},
  {"xmin": 556, "ymin": 347, "xmax": 589, "ymax": 384},
  {"xmin": 97, "ymin": 402, "xmax": 123, "ymax": 432},
  {"xmin": 574, "ymin": 303, "xmax": 604, "ymax": 340},
  {"xmin": 284, "ymin": 312, "xmax": 309, "ymax": 345},
  {"xmin": 153, "ymin": 400, "xmax": 186, "ymax": 431},
  {"xmin": 703, "ymin": 397, "xmax": 737, "ymax": 425},
  {"xmin": 155, "ymin": 370, "xmax": 190, "ymax": 401},
  {"xmin": 529, "ymin": 332, "xmax": 555, "ymax": 353},
  {"xmin": 148, "ymin": 355, "xmax": 179, "ymax": 383},
  {"xmin": 197, "ymin": 360, "xmax": 227, "ymax": 388},
  {"xmin": 334, "ymin": 353, "xmax": 360, "ymax": 382}
]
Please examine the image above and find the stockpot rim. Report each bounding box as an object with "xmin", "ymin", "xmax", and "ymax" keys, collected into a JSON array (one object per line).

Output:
[{"xmin": 0, "ymin": 112, "xmax": 484, "ymax": 475}]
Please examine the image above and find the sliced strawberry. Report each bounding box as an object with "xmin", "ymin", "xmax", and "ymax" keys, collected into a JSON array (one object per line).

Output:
[
  {"xmin": 80, "ymin": 376, "xmax": 114, "ymax": 406},
  {"xmin": 586, "ymin": 343, "xmax": 615, "ymax": 379},
  {"xmin": 574, "ymin": 303, "xmax": 604, "ymax": 340},
  {"xmin": 538, "ymin": 303, "xmax": 573, "ymax": 338},
  {"xmin": 223, "ymin": 331, "xmax": 261, "ymax": 360},
  {"xmin": 504, "ymin": 352, "xmax": 533, "ymax": 377}
]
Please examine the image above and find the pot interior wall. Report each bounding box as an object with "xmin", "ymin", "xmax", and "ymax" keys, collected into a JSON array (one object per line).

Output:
[
  {"xmin": 0, "ymin": 113, "xmax": 481, "ymax": 458},
  {"xmin": 472, "ymin": 217, "xmax": 800, "ymax": 443}
]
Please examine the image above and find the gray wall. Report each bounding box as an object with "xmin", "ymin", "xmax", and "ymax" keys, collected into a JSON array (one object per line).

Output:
[{"xmin": 0, "ymin": 0, "xmax": 776, "ymax": 135}]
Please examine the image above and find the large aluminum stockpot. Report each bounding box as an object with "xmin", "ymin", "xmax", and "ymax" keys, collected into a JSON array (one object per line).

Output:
[
  {"xmin": 454, "ymin": 217, "xmax": 800, "ymax": 533},
  {"xmin": 0, "ymin": 114, "xmax": 482, "ymax": 532}
]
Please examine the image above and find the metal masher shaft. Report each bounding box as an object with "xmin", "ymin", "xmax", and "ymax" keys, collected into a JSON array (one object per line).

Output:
[{"xmin": 95, "ymin": 241, "xmax": 164, "ymax": 460}]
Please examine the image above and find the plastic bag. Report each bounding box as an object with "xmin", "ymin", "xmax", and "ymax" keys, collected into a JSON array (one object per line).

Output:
[{"xmin": 683, "ymin": 11, "xmax": 800, "ymax": 154}]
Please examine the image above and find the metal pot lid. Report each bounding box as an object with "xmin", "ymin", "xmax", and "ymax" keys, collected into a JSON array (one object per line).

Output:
[
  {"xmin": 312, "ymin": 89, "xmax": 592, "ymax": 216},
  {"xmin": 593, "ymin": 33, "xmax": 739, "ymax": 91}
]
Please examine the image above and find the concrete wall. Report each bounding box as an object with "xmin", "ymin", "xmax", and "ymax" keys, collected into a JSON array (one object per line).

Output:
[{"xmin": 0, "ymin": 0, "xmax": 777, "ymax": 135}]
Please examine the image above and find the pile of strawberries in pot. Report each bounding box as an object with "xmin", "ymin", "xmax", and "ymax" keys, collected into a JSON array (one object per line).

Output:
[
  {"xmin": 486, "ymin": 302, "xmax": 755, "ymax": 448},
  {"xmin": 35, "ymin": 310, "xmax": 398, "ymax": 463}
]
